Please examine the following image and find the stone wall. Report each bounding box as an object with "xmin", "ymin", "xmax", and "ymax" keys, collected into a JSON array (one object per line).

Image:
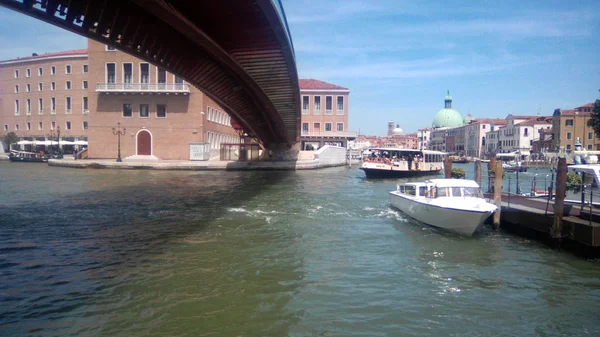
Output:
[{"xmin": 314, "ymin": 145, "xmax": 346, "ymax": 167}]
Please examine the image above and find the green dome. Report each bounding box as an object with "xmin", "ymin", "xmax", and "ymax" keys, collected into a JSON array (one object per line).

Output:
[
  {"xmin": 432, "ymin": 108, "xmax": 463, "ymax": 128},
  {"xmin": 463, "ymin": 113, "xmax": 474, "ymax": 124},
  {"xmin": 432, "ymin": 90, "xmax": 462, "ymax": 128}
]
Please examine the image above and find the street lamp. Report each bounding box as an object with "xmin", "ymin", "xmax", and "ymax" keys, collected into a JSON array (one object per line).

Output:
[
  {"xmin": 112, "ymin": 122, "xmax": 126, "ymax": 162},
  {"xmin": 48, "ymin": 126, "xmax": 61, "ymax": 158}
]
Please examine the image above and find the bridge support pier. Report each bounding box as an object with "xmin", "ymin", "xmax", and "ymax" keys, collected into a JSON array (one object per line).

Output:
[{"xmin": 264, "ymin": 143, "xmax": 300, "ymax": 161}]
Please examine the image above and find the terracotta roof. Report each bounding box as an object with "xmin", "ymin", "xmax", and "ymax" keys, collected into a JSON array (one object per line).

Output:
[
  {"xmin": 471, "ymin": 118, "xmax": 507, "ymax": 125},
  {"xmin": 507, "ymin": 114, "xmax": 545, "ymax": 120},
  {"xmin": 518, "ymin": 117, "xmax": 553, "ymax": 126},
  {"xmin": 558, "ymin": 109, "xmax": 591, "ymax": 116},
  {"xmin": 299, "ymin": 79, "xmax": 348, "ymax": 90},
  {"xmin": 1, "ymin": 49, "xmax": 88, "ymax": 63},
  {"xmin": 577, "ymin": 102, "xmax": 595, "ymax": 109}
]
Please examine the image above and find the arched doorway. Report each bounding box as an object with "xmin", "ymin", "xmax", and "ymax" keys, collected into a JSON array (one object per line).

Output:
[{"xmin": 136, "ymin": 130, "xmax": 152, "ymax": 155}]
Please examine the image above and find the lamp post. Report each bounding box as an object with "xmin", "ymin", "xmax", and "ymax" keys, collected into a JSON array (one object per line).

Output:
[
  {"xmin": 48, "ymin": 126, "xmax": 61, "ymax": 158},
  {"xmin": 112, "ymin": 122, "xmax": 126, "ymax": 162}
]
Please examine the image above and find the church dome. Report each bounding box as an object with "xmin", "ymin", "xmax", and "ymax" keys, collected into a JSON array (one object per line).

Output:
[
  {"xmin": 463, "ymin": 113, "xmax": 474, "ymax": 124},
  {"xmin": 432, "ymin": 91, "xmax": 463, "ymax": 128},
  {"xmin": 392, "ymin": 125, "xmax": 404, "ymax": 135}
]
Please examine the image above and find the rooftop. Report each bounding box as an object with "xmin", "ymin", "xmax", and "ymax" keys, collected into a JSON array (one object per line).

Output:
[
  {"xmin": 299, "ymin": 79, "xmax": 349, "ymax": 91},
  {"xmin": 0, "ymin": 49, "xmax": 88, "ymax": 64},
  {"xmin": 470, "ymin": 118, "xmax": 507, "ymax": 125},
  {"xmin": 518, "ymin": 117, "xmax": 553, "ymax": 126}
]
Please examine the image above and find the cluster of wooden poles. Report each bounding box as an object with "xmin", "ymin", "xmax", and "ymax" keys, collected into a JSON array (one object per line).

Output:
[{"xmin": 443, "ymin": 156, "xmax": 569, "ymax": 240}]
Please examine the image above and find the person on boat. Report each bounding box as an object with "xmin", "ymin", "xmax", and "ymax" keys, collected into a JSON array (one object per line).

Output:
[{"xmin": 407, "ymin": 153, "xmax": 413, "ymax": 171}]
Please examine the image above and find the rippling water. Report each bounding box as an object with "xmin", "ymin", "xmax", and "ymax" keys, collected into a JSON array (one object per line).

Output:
[{"xmin": 1, "ymin": 161, "xmax": 599, "ymax": 336}]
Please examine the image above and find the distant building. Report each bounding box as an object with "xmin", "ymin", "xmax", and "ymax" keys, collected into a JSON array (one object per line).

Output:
[
  {"xmin": 299, "ymin": 79, "xmax": 354, "ymax": 150},
  {"xmin": 496, "ymin": 115, "xmax": 552, "ymax": 157},
  {"xmin": 432, "ymin": 91, "xmax": 463, "ymax": 128},
  {"xmin": 552, "ymin": 103, "xmax": 599, "ymax": 152},
  {"xmin": 417, "ymin": 127, "xmax": 431, "ymax": 150},
  {"xmin": 387, "ymin": 121, "xmax": 395, "ymax": 136}
]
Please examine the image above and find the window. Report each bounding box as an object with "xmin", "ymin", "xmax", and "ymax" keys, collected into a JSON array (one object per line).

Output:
[
  {"xmin": 523, "ymin": 128, "xmax": 528, "ymax": 136},
  {"xmin": 140, "ymin": 104, "xmax": 149, "ymax": 118},
  {"xmin": 82, "ymin": 80, "xmax": 88, "ymax": 89},
  {"xmin": 337, "ymin": 123, "xmax": 344, "ymax": 132},
  {"xmin": 566, "ymin": 144, "xmax": 572, "ymax": 151},
  {"xmin": 66, "ymin": 81, "xmax": 71, "ymax": 90},
  {"xmin": 38, "ymin": 122, "xmax": 43, "ymax": 130},
  {"xmin": 15, "ymin": 124, "xmax": 19, "ymax": 131},
  {"xmin": 14, "ymin": 85, "xmax": 18, "ymax": 93},
  {"xmin": 157, "ymin": 104, "xmax": 167, "ymax": 118},
  {"xmin": 66, "ymin": 121, "xmax": 71, "ymax": 130},
  {"xmin": 26, "ymin": 68, "xmax": 31, "ymax": 77},
  {"xmin": 325, "ymin": 122, "xmax": 332, "ymax": 131},
  {"xmin": 588, "ymin": 132, "xmax": 593, "ymax": 140},
  {"xmin": 65, "ymin": 65, "xmax": 71, "ymax": 74},
  {"xmin": 588, "ymin": 145, "xmax": 593, "ymax": 150},
  {"xmin": 26, "ymin": 84, "xmax": 31, "ymax": 92},
  {"xmin": 51, "ymin": 66, "xmax": 56, "ymax": 75},
  {"xmin": 314, "ymin": 96, "xmax": 321, "ymax": 113},
  {"xmin": 14, "ymin": 69, "xmax": 19, "ymax": 78},
  {"xmin": 157, "ymin": 68, "xmax": 167, "ymax": 87},
  {"xmin": 83, "ymin": 65, "xmax": 88, "ymax": 73},
  {"xmin": 38, "ymin": 82, "xmax": 43, "ymax": 91},
  {"xmin": 302, "ymin": 122, "xmax": 309, "ymax": 135},
  {"xmin": 325, "ymin": 96, "xmax": 332, "ymax": 114},
  {"xmin": 26, "ymin": 99, "xmax": 31, "ymax": 115},
  {"xmin": 123, "ymin": 104, "xmax": 133, "ymax": 118},
  {"xmin": 302, "ymin": 96, "xmax": 309, "ymax": 114},
  {"xmin": 174, "ymin": 75, "xmax": 184, "ymax": 84},
  {"xmin": 140, "ymin": 63, "xmax": 150, "ymax": 85},
  {"xmin": 336, "ymin": 96, "xmax": 344, "ymax": 114},
  {"xmin": 566, "ymin": 119, "xmax": 573, "ymax": 126},
  {"xmin": 65, "ymin": 97, "xmax": 71, "ymax": 114},
  {"xmin": 83, "ymin": 121, "xmax": 88, "ymax": 130},
  {"xmin": 483, "ymin": 125, "xmax": 486, "ymax": 129},
  {"xmin": 567, "ymin": 132, "xmax": 572, "ymax": 140},
  {"xmin": 51, "ymin": 97, "xmax": 56, "ymax": 114},
  {"xmin": 105, "ymin": 45, "xmax": 116, "ymax": 51},
  {"xmin": 51, "ymin": 121, "xmax": 56, "ymax": 130},
  {"xmin": 38, "ymin": 67, "xmax": 43, "ymax": 76},
  {"xmin": 106, "ymin": 63, "xmax": 116, "ymax": 84},
  {"xmin": 82, "ymin": 97, "xmax": 88, "ymax": 114},
  {"xmin": 27, "ymin": 122, "xmax": 31, "ymax": 130},
  {"xmin": 3, "ymin": 125, "xmax": 7, "ymax": 131},
  {"xmin": 51, "ymin": 82, "xmax": 56, "ymax": 91},
  {"xmin": 38, "ymin": 98, "xmax": 43, "ymax": 114},
  {"xmin": 123, "ymin": 63, "xmax": 133, "ymax": 86}
]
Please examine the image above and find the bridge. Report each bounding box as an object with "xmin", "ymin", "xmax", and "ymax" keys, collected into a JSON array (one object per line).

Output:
[{"xmin": 0, "ymin": 0, "xmax": 300, "ymax": 147}]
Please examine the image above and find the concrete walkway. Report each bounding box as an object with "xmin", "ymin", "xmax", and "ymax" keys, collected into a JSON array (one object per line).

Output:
[{"xmin": 48, "ymin": 158, "xmax": 347, "ymax": 171}]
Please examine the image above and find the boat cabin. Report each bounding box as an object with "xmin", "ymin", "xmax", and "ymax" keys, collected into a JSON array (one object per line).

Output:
[{"xmin": 397, "ymin": 179, "xmax": 483, "ymax": 199}]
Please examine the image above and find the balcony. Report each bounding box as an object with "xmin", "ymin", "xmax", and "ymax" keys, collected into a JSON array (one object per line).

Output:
[
  {"xmin": 300, "ymin": 131, "xmax": 358, "ymax": 138},
  {"xmin": 96, "ymin": 83, "xmax": 190, "ymax": 94}
]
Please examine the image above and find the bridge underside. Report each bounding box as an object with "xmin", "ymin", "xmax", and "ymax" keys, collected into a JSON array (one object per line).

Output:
[{"xmin": 1, "ymin": 0, "xmax": 300, "ymax": 145}]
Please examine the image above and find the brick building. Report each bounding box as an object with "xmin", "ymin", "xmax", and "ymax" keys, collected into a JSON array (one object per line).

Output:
[{"xmin": 552, "ymin": 103, "xmax": 599, "ymax": 152}]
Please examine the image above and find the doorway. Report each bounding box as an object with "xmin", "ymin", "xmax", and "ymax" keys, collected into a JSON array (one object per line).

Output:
[{"xmin": 137, "ymin": 130, "xmax": 152, "ymax": 155}]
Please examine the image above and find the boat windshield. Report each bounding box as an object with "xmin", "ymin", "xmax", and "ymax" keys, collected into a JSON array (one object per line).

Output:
[
  {"xmin": 433, "ymin": 186, "xmax": 483, "ymax": 198},
  {"xmin": 462, "ymin": 187, "xmax": 483, "ymax": 198}
]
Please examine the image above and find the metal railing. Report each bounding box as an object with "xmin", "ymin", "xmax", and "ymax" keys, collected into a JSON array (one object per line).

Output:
[{"xmin": 96, "ymin": 83, "xmax": 190, "ymax": 93}]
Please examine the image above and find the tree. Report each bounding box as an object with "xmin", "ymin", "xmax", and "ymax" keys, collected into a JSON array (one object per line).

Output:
[
  {"xmin": 3, "ymin": 132, "xmax": 18, "ymax": 152},
  {"xmin": 586, "ymin": 97, "xmax": 600, "ymax": 138}
]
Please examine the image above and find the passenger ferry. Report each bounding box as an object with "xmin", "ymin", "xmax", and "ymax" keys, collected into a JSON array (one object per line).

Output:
[{"xmin": 360, "ymin": 148, "xmax": 446, "ymax": 178}]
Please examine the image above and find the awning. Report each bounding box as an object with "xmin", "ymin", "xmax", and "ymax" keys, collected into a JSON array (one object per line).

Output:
[
  {"xmin": 17, "ymin": 140, "xmax": 33, "ymax": 145},
  {"xmin": 74, "ymin": 140, "xmax": 88, "ymax": 145}
]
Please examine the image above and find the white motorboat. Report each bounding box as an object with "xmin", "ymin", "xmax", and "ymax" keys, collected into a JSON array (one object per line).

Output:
[{"xmin": 389, "ymin": 179, "xmax": 497, "ymax": 236}]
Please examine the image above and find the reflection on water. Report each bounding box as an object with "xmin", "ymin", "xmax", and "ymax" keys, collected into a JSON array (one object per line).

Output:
[{"xmin": 0, "ymin": 162, "xmax": 599, "ymax": 336}]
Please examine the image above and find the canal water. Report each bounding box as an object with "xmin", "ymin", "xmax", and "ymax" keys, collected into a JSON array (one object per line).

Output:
[{"xmin": 1, "ymin": 161, "xmax": 599, "ymax": 336}]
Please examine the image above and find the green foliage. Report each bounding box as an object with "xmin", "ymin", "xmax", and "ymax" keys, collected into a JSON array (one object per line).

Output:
[
  {"xmin": 586, "ymin": 99, "xmax": 600, "ymax": 138},
  {"xmin": 3, "ymin": 132, "xmax": 18, "ymax": 151},
  {"xmin": 451, "ymin": 168, "xmax": 465, "ymax": 179},
  {"xmin": 488, "ymin": 169, "xmax": 505, "ymax": 179},
  {"xmin": 566, "ymin": 171, "xmax": 582, "ymax": 193}
]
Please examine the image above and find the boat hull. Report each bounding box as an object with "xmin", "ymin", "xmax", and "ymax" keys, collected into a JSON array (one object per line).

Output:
[
  {"xmin": 361, "ymin": 168, "xmax": 441, "ymax": 179},
  {"xmin": 9, "ymin": 156, "xmax": 48, "ymax": 163},
  {"xmin": 389, "ymin": 192, "xmax": 494, "ymax": 236}
]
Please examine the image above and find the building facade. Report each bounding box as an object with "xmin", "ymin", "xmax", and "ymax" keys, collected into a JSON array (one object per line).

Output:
[
  {"xmin": 299, "ymin": 79, "xmax": 355, "ymax": 150},
  {"xmin": 0, "ymin": 49, "xmax": 89, "ymax": 153},
  {"xmin": 495, "ymin": 115, "xmax": 552, "ymax": 157},
  {"xmin": 552, "ymin": 103, "xmax": 599, "ymax": 152},
  {"xmin": 1, "ymin": 40, "xmax": 239, "ymax": 160}
]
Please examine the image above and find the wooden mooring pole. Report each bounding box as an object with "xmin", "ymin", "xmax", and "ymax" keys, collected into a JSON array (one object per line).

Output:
[
  {"xmin": 474, "ymin": 160, "xmax": 482, "ymax": 186},
  {"xmin": 551, "ymin": 157, "xmax": 567, "ymax": 240},
  {"xmin": 444, "ymin": 157, "xmax": 452, "ymax": 179},
  {"xmin": 488, "ymin": 157, "xmax": 497, "ymax": 193},
  {"xmin": 493, "ymin": 159, "xmax": 503, "ymax": 230}
]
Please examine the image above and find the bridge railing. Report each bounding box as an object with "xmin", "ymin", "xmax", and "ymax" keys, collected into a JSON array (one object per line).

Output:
[
  {"xmin": 95, "ymin": 83, "xmax": 190, "ymax": 93},
  {"xmin": 301, "ymin": 131, "xmax": 358, "ymax": 138}
]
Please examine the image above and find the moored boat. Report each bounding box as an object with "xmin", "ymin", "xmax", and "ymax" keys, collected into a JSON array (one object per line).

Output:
[
  {"xmin": 360, "ymin": 148, "xmax": 446, "ymax": 179},
  {"xmin": 389, "ymin": 179, "xmax": 497, "ymax": 236},
  {"xmin": 9, "ymin": 150, "xmax": 48, "ymax": 163}
]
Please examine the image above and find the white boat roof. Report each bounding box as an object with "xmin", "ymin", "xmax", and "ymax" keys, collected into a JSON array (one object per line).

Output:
[
  {"xmin": 426, "ymin": 179, "xmax": 481, "ymax": 188},
  {"xmin": 496, "ymin": 152, "xmax": 519, "ymax": 157},
  {"xmin": 368, "ymin": 147, "xmax": 446, "ymax": 155}
]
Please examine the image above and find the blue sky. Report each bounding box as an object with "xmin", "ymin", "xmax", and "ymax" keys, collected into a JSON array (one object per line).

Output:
[{"xmin": 0, "ymin": 1, "xmax": 598, "ymax": 135}]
